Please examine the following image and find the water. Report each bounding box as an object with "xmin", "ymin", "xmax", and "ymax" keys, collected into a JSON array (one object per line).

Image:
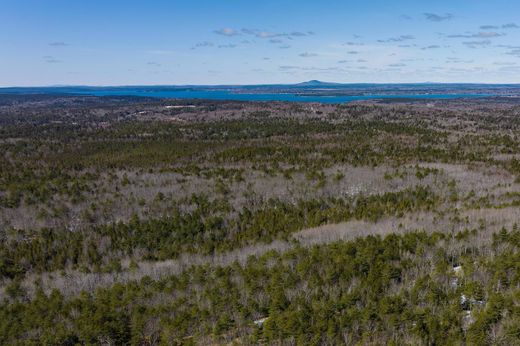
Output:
[
  {"xmin": 0, "ymin": 86, "xmax": 495, "ymax": 103},
  {"xmin": 72, "ymin": 89, "xmax": 491, "ymax": 104}
]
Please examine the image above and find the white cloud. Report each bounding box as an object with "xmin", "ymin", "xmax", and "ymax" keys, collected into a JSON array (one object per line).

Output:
[{"xmin": 213, "ymin": 28, "xmax": 240, "ymax": 36}]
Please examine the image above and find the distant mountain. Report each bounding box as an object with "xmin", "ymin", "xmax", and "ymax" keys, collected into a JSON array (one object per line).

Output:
[{"xmin": 293, "ymin": 80, "xmax": 343, "ymax": 87}]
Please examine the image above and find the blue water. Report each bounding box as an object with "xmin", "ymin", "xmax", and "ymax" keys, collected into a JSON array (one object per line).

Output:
[
  {"xmin": 74, "ymin": 89, "xmax": 491, "ymax": 104},
  {"xmin": 0, "ymin": 85, "xmax": 497, "ymax": 103}
]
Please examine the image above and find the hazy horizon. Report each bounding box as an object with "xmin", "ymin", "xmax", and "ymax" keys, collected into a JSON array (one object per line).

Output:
[{"xmin": 5, "ymin": 80, "xmax": 520, "ymax": 89}]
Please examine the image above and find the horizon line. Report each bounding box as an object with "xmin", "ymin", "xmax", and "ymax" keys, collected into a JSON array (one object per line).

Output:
[{"xmin": 3, "ymin": 81, "xmax": 520, "ymax": 89}]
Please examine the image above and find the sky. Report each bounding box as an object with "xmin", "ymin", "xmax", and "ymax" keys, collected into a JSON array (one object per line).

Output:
[{"xmin": 1, "ymin": 0, "xmax": 520, "ymax": 86}]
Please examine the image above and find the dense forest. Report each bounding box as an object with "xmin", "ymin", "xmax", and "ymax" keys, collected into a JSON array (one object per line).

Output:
[{"xmin": 1, "ymin": 95, "xmax": 520, "ymax": 344}]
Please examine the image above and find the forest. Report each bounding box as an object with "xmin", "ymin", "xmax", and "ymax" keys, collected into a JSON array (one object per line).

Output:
[{"xmin": 1, "ymin": 94, "xmax": 520, "ymax": 344}]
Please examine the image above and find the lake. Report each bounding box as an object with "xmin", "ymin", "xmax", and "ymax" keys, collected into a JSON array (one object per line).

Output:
[
  {"xmin": 73, "ymin": 88, "xmax": 492, "ymax": 103},
  {"xmin": 0, "ymin": 85, "xmax": 497, "ymax": 103}
]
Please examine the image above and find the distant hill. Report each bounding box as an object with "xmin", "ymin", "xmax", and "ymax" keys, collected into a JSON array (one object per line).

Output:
[{"xmin": 293, "ymin": 80, "xmax": 344, "ymax": 87}]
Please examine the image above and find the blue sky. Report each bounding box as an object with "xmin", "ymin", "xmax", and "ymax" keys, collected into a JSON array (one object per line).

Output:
[{"xmin": 1, "ymin": 0, "xmax": 520, "ymax": 86}]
